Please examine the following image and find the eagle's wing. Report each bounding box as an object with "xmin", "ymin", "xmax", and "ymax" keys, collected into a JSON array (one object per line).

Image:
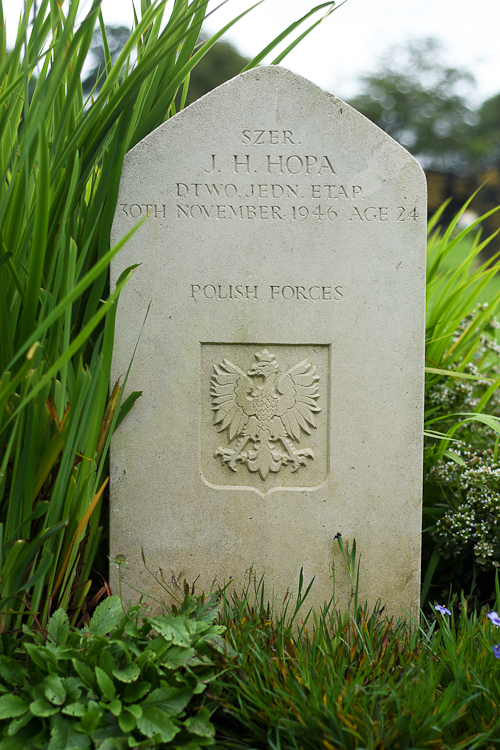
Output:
[
  {"xmin": 275, "ymin": 359, "xmax": 320, "ymax": 441},
  {"xmin": 210, "ymin": 359, "xmax": 254, "ymax": 441}
]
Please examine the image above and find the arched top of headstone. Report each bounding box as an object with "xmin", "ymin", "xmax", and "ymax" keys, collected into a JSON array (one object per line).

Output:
[{"xmin": 124, "ymin": 65, "xmax": 425, "ymax": 199}]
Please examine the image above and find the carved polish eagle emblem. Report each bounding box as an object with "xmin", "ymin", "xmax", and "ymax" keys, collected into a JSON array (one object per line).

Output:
[{"xmin": 210, "ymin": 349, "xmax": 320, "ymax": 480}]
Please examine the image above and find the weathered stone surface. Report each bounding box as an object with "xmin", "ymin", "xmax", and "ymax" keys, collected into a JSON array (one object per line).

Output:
[{"xmin": 110, "ymin": 66, "xmax": 426, "ymax": 618}]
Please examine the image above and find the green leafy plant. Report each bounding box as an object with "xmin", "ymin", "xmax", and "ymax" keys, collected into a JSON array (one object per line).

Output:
[
  {"xmin": 4, "ymin": 541, "xmax": 500, "ymax": 749},
  {"xmin": 429, "ymin": 446, "xmax": 500, "ymax": 563},
  {"xmin": 0, "ymin": 592, "xmax": 226, "ymax": 749},
  {"xmin": 422, "ymin": 197, "xmax": 500, "ymax": 602},
  {"xmin": 0, "ymin": 0, "xmax": 339, "ymax": 634}
]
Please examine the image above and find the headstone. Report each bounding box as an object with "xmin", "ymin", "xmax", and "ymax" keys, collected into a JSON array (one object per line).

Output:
[{"xmin": 110, "ymin": 67, "xmax": 426, "ymax": 619}]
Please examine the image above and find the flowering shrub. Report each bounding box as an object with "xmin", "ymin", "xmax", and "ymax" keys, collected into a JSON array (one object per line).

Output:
[
  {"xmin": 424, "ymin": 305, "xmax": 500, "ymax": 584},
  {"xmin": 428, "ymin": 446, "xmax": 500, "ymax": 567},
  {"xmin": 426, "ymin": 307, "xmax": 500, "ymax": 422}
]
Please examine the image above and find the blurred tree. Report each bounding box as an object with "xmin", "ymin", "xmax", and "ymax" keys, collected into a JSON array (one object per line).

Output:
[
  {"xmin": 472, "ymin": 93, "xmax": 500, "ymax": 168},
  {"xmin": 82, "ymin": 25, "xmax": 131, "ymax": 99},
  {"xmin": 347, "ymin": 38, "xmax": 479, "ymax": 174},
  {"xmin": 183, "ymin": 36, "xmax": 249, "ymax": 106}
]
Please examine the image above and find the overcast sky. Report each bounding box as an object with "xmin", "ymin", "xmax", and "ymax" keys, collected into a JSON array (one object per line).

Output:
[{"xmin": 5, "ymin": 0, "xmax": 500, "ymax": 105}]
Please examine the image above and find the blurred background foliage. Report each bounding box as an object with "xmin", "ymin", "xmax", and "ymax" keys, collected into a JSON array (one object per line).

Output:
[
  {"xmin": 349, "ymin": 38, "xmax": 479, "ymax": 173},
  {"xmin": 347, "ymin": 37, "xmax": 498, "ymax": 175}
]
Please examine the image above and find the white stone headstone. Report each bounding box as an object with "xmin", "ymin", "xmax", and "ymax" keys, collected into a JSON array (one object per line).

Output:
[{"xmin": 110, "ymin": 66, "xmax": 426, "ymax": 619}]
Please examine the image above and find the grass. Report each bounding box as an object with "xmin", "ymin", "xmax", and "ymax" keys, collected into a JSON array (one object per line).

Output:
[
  {"xmin": 208, "ymin": 550, "xmax": 500, "ymax": 749},
  {"xmin": 4, "ymin": 539, "xmax": 500, "ymax": 748},
  {"xmin": 435, "ymin": 230, "xmax": 500, "ymax": 300}
]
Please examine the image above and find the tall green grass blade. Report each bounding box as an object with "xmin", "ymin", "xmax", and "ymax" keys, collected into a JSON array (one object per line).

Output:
[
  {"xmin": 242, "ymin": 1, "xmax": 337, "ymax": 70},
  {"xmin": 271, "ymin": 2, "xmax": 344, "ymax": 65}
]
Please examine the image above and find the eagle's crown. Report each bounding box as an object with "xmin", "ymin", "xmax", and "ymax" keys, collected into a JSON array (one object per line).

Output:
[{"xmin": 247, "ymin": 349, "xmax": 279, "ymax": 378}]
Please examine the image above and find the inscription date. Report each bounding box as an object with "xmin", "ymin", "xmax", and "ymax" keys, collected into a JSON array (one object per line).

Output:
[
  {"xmin": 177, "ymin": 204, "xmax": 419, "ymax": 222},
  {"xmin": 117, "ymin": 200, "xmax": 419, "ymax": 224}
]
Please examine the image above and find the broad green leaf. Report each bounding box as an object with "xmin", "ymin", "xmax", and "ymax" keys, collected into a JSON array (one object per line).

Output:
[
  {"xmin": 136, "ymin": 648, "xmax": 160, "ymax": 670},
  {"xmin": 126, "ymin": 704, "xmax": 143, "ymax": 719},
  {"xmin": 141, "ymin": 686, "xmax": 191, "ymax": 715},
  {"xmin": 62, "ymin": 677, "xmax": 83, "ymax": 704},
  {"xmin": 97, "ymin": 738, "xmax": 128, "ymax": 750},
  {"xmin": 118, "ymin": 708, "xmax": 137, "ymax": 733},
  {"xmin": 0, "ymin": 657, "xmax": 25, "ymax": 686},
  {"xmin": 150, "ymin": 615, "xmax": 191, "ymax": 646},
  {"xmin": 137, "ymin": 706, "xmax": 180, "ymax": 742},
  {"xmin": 30, "ymin": 699, "xmax": 60, "ymax": 717},
  {"xmin": 204, "ymin": 624, "xmax": 226, "ymax": 637},
  {"xmin": 185, "ymin": 653, "xmax": 211, "ymax": 667},
  {"xmin": 107, "ymin": 698, "xmax": 122, "ymax": 717},
  {"xmin": 61, "ymin": 702, "xmax": 86, "ymax": 717},
  {"xmin": 0, "ymin": 730, "xmax": 40, "ymax": 750},
  {"xmin": 123, "ymin": 620, "xmax": 142, "ymax": 638},
  {"xmin": 99, "ymin": 649, "xmax": 115, "ymax": 677},
  {"xmin": 31, "ymin": 685, "xmax": 46, "ymax": 703},
  {"xmin": 89, "ymin": 596, "xmax": 123, "ymax": 635},
  {"xmin": 24, "ymin": 643, "xmax": 56, "ymax": 671},
  {"xmin": 79, "ymin": 708, "xmax": 103, "ymax": 736},
  {"xmin": 193, "ymin": 676, "xmax": 214, "ymax": 694},
  {"xmin": 123, "ymin": 681, "xmax": 150, "ymax": 703},
  {"xmin": 192, "ymin": 621, "xmax": 210, "ymax": 634},
  {"xmin": 48, "ymin": 609, "xmax": 70, "ymax": 645},
  {"xmin": 48, "ymin": 714, "xmax": 91, "ymax": 750},
  {"xmin": 0, "ymin": 694, "xmax": 29, "ymax": 719},
  {"xmin": 162, "ymin": 646, "xmax": 196, "ymax": 669},
  {"xmin": 71, "ymin": 659, "xmax": 96, "ymax": 690},
  {"xmin": 113, "ymin": 663, "xmax": 141, "ymax": 683},
  {"xmin": 42, "ymin": 674, "xmax": 66, "ymax": 705},
  {"xmin": 184, "ymin": 706, "xmax": 215, "ymax": 738},
  {"xmin": 202, "ymin": 630, "xmax": 228, "ymax": 653},
  {"xmin": 145, "ymin": 635, "xmax": 170, "ymax": 659},
  {"xmin": 95, "ymin": 666, "xmax": 116, "ymax": 702},
  {"xmin": 6, "ymin": 709, "xmax": 33, "ymax": 736}
]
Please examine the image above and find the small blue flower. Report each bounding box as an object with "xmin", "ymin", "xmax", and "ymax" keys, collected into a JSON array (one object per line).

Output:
[
  {"xmin": 493, "ymin": 644, "xmax": 500, "ymax": 659},
  {"xmin": 434, "ymin": 604, "xmax": 451, "ymax": 616},
  {"xmin": 333, "ymin": 532, "xmax": 342, "ymax": 540},
  {"xmin": 488, "ymin": 611, "xmax": 500, "ymax": 627}
]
